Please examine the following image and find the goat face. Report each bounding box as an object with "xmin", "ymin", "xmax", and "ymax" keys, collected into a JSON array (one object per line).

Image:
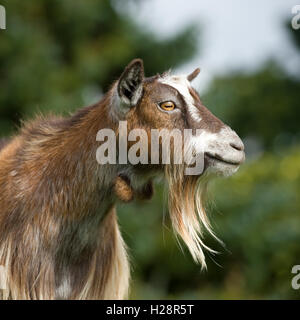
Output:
[
  {"xmin": 112, "ymin": 59, "xmax": 245, "ymax": 177},
  {"xmin": 110, "ymin": 59, "xmax": 246, "ymax": 267}
]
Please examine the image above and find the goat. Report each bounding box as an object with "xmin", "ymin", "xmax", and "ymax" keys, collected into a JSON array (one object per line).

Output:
[{"xmin": 0, "ymin": 59, "xmax": 245, "ymax": 299}]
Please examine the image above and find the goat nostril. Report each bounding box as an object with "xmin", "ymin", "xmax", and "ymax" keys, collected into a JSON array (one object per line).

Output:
[{"xmin": 230, "ymin": 142, "xmax": 244, "ymax": 152}]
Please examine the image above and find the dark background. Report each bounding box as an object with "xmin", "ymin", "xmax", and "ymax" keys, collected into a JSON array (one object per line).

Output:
[{"xmin": 0, "ymin": 0, "xmax": 300, "ymax": 299}]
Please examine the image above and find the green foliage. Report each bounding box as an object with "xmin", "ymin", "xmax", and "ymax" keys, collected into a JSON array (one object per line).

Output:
[
  {"xmin": 119, "ymin": 147, "xmax": 300, "ymax": 299},
  {"xmin": 0, "ymin": 1, "xmax": 299, "ymax": 299},
  {"xmin": 0, "ymin": 0, "xmax": 198, "ymax": 136},
  {"xmin": 207, "ymin": 147, "xmax": 300, "ymax": 299},
  {"xmin": 287, "ymin": 20, "xmax": 300, "ymax": 51},
  {"xmin": 118, "ymin": 20, "xmax": 300, "ymax": 299},
  {"xmin": 201, "ymin": 62, "xmax": 300, "ymax": 150}
]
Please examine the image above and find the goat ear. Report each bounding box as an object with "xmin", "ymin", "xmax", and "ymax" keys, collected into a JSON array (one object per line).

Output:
[{"xmin": 118, "ymin": 59, "xmax": 144, "ymax": 107}]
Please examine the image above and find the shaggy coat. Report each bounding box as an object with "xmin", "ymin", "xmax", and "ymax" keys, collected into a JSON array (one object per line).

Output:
[{"xmin": 0, "ymin": 59, "xmax": 244, "ymax": 299}]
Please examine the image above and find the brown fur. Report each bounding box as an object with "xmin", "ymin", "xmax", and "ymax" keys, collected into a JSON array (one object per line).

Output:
[
  {"xmin": 114, "ymin": 176, "xmax": 135, "ymax": 203},
  {"xmin": 0, "ymin": 94, "xmax": 130, "ymax": 299},
  {"xmin": 0, "ymin": 138, "xmax": 10, "ymax": 152},
  {"xmin": 0, "ymin": 59, "xmax": 243, "ymax": 299}
]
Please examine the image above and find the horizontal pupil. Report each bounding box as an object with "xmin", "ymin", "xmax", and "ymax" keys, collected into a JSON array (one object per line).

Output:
[{"xmin": 162, "ymin": 103, "xmax": 174, "ymax": 108}]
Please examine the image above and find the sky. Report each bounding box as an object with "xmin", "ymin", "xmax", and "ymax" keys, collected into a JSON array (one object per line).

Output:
[{"xmin": 125, "ymin": 0, "xmax": 300, "ymax": 92}]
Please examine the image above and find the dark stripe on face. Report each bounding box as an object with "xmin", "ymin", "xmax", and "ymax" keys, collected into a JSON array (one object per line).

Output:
[
  {"xmin": 188, "ymin": 87, "xmax": 225, "ymax": 133},
  {"xmin": 149, "ymin": 82, "xmax": 188, "ymax": 110},
  {"xmin": 153, "ymin": 82, "xmax": 190, "ymax": 128}
]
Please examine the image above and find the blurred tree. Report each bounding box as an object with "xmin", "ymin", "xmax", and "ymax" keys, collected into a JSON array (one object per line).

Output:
[
  {"xmin": 120, "ymin": 147, "xmax": 300, "ymax": 299},
  {"xmin": 201, "ymin": 63, "xmax": 300, "ymax": 151},
  {"xmin": 118, "ymin": 22, "xmax": 300, "ymax": 299},
  {"xmin": 1, "ymin": 1, "xmax": 299, "ymax": 300},
  {"xmin": 202, "ymin": 24, "xmax": 300, "ymax": 151},
  {"xmin": 288, "ymin": 20, "xmax": 300, "ymax": 50},
  {"xmin": 0, "ymin": 0, "xmax": 198, "ymax": 136}
]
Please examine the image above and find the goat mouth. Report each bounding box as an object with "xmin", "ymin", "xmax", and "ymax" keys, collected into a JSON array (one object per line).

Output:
[{"xmin": 205, "ymin": 152, "xmax": 241, "ymax": 166}]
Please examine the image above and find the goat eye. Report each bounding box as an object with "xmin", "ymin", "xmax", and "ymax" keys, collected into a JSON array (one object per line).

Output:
[{"xmin": 159, "ymin": 101, "xmax": 176, "ymax": 111}]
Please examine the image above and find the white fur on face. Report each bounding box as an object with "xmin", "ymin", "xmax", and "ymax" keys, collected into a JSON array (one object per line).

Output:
[
  {"xmin": 159, "ymin": 74, "xmax": 245, "ymax": 176},
  {"xmin": 159, "ymin": 75, "xmax": 202, "ymax": 123},
  {"xmin": 189, "ymin": 126, "xmax": 245, "ymax": 176}
]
